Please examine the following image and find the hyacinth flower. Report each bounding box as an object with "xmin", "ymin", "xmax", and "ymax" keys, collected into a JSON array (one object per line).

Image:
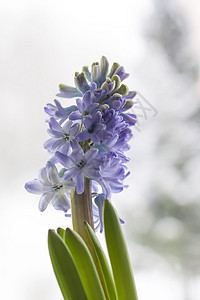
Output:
[
  {"xmin": 45, "ymin": 99, "xmax": 77, "ymax": 125},
  {"xmin": 25, "ymin": 161, "xmax": 75, "ymax": 212},
  {"xmin": 69, "ymin": 90, "xmax": 99, "ymax": 121},
  {"xmin": 25, "ymin": 56, "xmax": 138, "ymax": 300},
  {"xmin": 55, "ymin": 145, "xmax": 104, "ymax": 194},
  {"xmin": 43, "ymin": 117, "xmax": 80, "ymax": 155}
]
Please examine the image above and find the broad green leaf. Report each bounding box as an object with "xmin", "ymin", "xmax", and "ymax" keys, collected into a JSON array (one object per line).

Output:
[
  {"xmin": 65, "ymin": 228, "xmax": 106, "ymax": 300},
  {"xmin": 48, "ymin": 230, "xmax": 87, "ymax": 300},
  {"xmin": 85, "ymin": 222, "xmax": 118, "ymax": 300},
  {"xmin": 104, "ymin": 200, "xmax": 138, "ymax": 300},
  {"xmin": 57, "ymin": 227, "xmax": 65, "ymax": 239}
]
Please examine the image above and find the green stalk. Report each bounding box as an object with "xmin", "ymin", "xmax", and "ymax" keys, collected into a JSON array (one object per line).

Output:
[
  {"xmin": 71, "ymin": 140, "xmax": 110, "ymax": 298},
  {"xmin": 71, "ymin": 180, "xmax": 110, "ymax": 299},
  {"xmin": 71, "ymin": 177, "xmax": 94, "ymax": 247},
  {"xmin": 71, "ymin": 139, "xmax": 94, "ymax": 245}
]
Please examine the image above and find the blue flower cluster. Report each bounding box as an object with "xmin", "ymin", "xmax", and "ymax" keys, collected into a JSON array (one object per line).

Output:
[{"xmin": 25, "ymin": 56, "xmax": 137, "ymax": 232}]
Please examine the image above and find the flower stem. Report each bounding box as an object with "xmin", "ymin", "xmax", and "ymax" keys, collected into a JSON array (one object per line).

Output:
[
  {"xmin": 71, "ymin": 177, "xmax": 94, "ymax": 248},
  {"xmin": 71, "ymin": 140, "xmax": 105, "ymax": 280},
  {"xmin": 71, "ymin": 179, "xmax": 110, "ymax": 299}
]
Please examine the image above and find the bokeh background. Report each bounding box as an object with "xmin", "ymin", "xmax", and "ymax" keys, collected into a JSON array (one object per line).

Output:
[{"xmin": 1, "ymin": 0, "xmax": 200, "ymax": 299}]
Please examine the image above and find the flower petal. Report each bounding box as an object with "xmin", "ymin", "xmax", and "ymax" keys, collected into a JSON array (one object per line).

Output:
[
  {"xmin": 56, "ymin": 152, "xmax": 73, "ymax": 168},
  {"xmin": 46, "ymin": 162, "xmax": 60, "ymax": 184},
  {"xmin": 75, "ymin": 173, "xmax": 84, "ymax": 194},
  {"xmin": 51, "ymin": 192, "xmax": 70, "ymax": 212},
  {"xmin": 38, "ymin": 192, "xmax": 54, "ymax": 211},
  {"xmin": 85, "ymin": 149, "xmax": 98, "ymax": 163},
  {"xmin": 62, "ymin": 120, "xmax": 72, "ymax": 133},
  {"xmin": 49, "ymin": 117, "xmax": 62, "ymax": 132},
  {"xmin": 77, "ymin": 131, "xmax": 91, "ymax": 142},
  {"xmin": 25, "ymin": 180, "xmax": 44, "ymax": 194},
  {"xmin": 69, "ymin": 111, "xmax": 82, "ymax": 120}
]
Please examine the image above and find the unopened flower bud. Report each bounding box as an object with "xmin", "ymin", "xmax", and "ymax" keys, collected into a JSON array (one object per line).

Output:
[
  {"xmin": 115, "ymin": 84, "xmax": 129, "ymax": 95},
  {"xmin": 111, "ymin": 75, "xmax": 121, "ymax": 91},
  {"xmin": 121, "ymin": 100, "xmax": 134, "ymax": 111},
  {"xmin": 108, "ymin": 62, "xmax": 120, "ymax": 78},
  {"xmin": 99, "ymin": 56, "xmax": 109, "ymax": 84},
  {"xmin": 91, "ymin": 62, "xmax": 100, "ymax": 84},
  {"xmin": 74, "ymin": 72, "xmax": 90, "ymax": 93},
  {"xmin": 82, "ymin": 66, "xmax": 92, "ymax": 82}
]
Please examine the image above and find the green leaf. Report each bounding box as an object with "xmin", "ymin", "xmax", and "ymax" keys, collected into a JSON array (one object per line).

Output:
[
  {"xmin": 85, "ymin": 222, "xmax": 118, "ymax": 300},
  {"xmin": 104, "ymin": 200, "xmax": 138, "ymax": 300},
  {"xmin": 65, "ymin": 228, "xmax": 106, "ymax": 300},
  {"xmin": 48, "ymin": 230, "xmax": 87, "ymax": 300},
  {"xmin": 57, "ymin": 227, "xmax": 65, "ymax": 239}
]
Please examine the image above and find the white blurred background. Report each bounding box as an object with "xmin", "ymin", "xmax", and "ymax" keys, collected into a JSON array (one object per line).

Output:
[{"xmin": 1, "ymin": 0, "xmax": 200, "ymax": 299}]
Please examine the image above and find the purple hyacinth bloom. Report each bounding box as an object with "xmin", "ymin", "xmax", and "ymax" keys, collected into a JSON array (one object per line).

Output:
[
  {"xmin": 100, "ymin": 78, "xmax": 116, "ymax": 96},
  {"xmin": 93, "ymin": 193, "xmax": 104, "ymax": 233},
  {"xmin": 25, "ymin": 56, "xmax": 138, "ymax": 232},
  {"xmin": 114, "ymin": 66, "xmax": 129, "ymax": 81},
  {"xmin": 77, "ymin": 111, "xmax": 112, "ymax": 144},
  {"xmin": 105, "ymin": 93, "xmax": 126, "ymax": 110},
  {"xmin": 56, "ymin": 145, "xmax": 104, "ymax": 194},
  {"xmin": 120, "ymin": 112, "xmax": 137, "ymax": 126},
  {"xmin": 93, "ymin": 193, "xmax": 124, "ymax": 232},
  {"xmin": 98, "ymin": 155, "xmax": 130, "ymax": 199},
  {"xmin": 25, "ymin": 161, "xmax": 75, "ymax": 212},
  {"xmin": 44, "ymin": 99, "xmax": 78, "ymax": 125},
  {"xmin": 69, "ymin": 91, "xmax": 99, "ymax": 121},
  {"xmin": 43, "ymin": 117, "xmax": 80, "ymax": 155},
  {"xmin": 95, "ymin": 129, "xmax": 131, "ymax": 161},
  {"xmin": 102, "ymin": 108, "xmax": 127, "ymax": 133}
]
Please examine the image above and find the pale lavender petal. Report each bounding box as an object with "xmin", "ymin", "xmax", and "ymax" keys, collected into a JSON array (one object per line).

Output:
[
  {"xmin": 82, "ymin": 91, "xmax": 91, "ymax": 107},
  {"xmin": 84, "ymin": 167, "xmax": 101, "ymax": 179},
  {"xmin": 84, "ymin": 116, "xmax": 92, "ymax": 129},
  {"xmin": 63, "ymin": 180, "xmax": 75, "ymax": 191},
  {"xmin": 69, "ymin": 123, "xmax": 79, "ymax": 136},
  {"xmin": 90, "ymin": 134, "xmax": 100, "ymax": 144},
  {"xmin": 94, "ymin": 194, "xmax": 104, "ymax": 233},
  {"xmin": 49, "ymin": 117, "xmax": 62, "ymax": 132},
  {"xmin": 77, "ymin": 131, "xmax": 91, "ymax": 142},
  {"xmin": 62, "ymin": 120, "xmax": 72, "ymax": 132},
  {"xmin": 47, "ymin": 129, "xmax": 63, "ymax": 138},
  {"xmin": 75, "ymin": 173, "xmax": 84, "ymax": 194},
  {"xmin": 51, "ymin": 192, "xmax": 70, "ymax": 212},
  {"xmin": 25, "ymin": 180, "xmax": 44, "ymax": 194},
  {"xmin": 38, "ymin": 167, "xmax": 50, "ymax": 185},
  {"xmin": 71, "ymin": 140, "xmax": 80, "ymax": 151},
  {"xmin": 60, "ymin": 142, "xmax": 70, "ymax": 155},
  {"xmin": 76, "ymin": 98, "xmax": 84, "ymax": 113},
  {"xmin": 107, "ymin": 134, "xmax": 119, "ymax": 147},
  {"xmin": 50, "ymin": 139, "xmax": 65, "ymax": 151},
  {"xmin": 69, "ymin": 111, "xmax": 82, "ymax": 120},
  {"xmin": 70, "ymin": 145, "xmax": 84, "ymax": 162},
  {"xmin": 85, "ymin": 149, "xmax": 98, "ymax": 163},
  {"xmin": 64, "ymin": 168, "xmax": 79, "ymax": 180},
  {"xmin": 43, "ymin": 138, "xmax": 56, "ymax": 150},
  {"xmin": 98, "ymin": 179, "xmax": 111, "ymax": 199},
  {"xmin": 56, "ymin": 152, "xmax": 73, "ymax": 168},
  {"xmin": 44, "ymin": 103, "xmax": 56, "ymax": 116},
  {"xmin": 46, "ymin": 162, "xmax": 60, "ymax": 184},
  {"xmin": 38, "ymin": 192, "xmax": 54, "ymax": 211},
  {"xmin": 94, "ymin": 123, "xmax": 105, "ymax": 131}
]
